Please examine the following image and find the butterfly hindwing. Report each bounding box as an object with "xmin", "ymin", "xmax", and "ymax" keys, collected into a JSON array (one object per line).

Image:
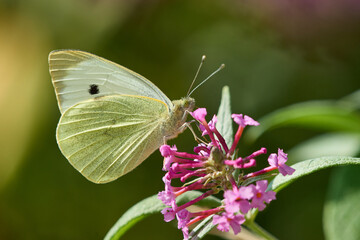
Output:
[
  {"xmin": 49, "ymin": 50, "xmax": 173, "ymax": 113},
  {"xmin": 57, "ymin": 95, "xmax": 169, "ymax": 183}
]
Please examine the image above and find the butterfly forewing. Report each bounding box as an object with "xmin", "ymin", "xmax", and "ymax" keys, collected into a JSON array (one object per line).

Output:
[
  {"xmin": 49, "ymin": 50, "xmax": 173, "ymax": 113},
  {"xmin": 57, "ymin": 95, "xmax": 169, "ymax": 183}
]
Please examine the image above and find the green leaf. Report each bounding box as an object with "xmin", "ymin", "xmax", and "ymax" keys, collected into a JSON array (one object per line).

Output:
[
  {"xmin": 216, "ymin": 86, "xmax": 233, "ymax": 147},
  {"xmin": 188, "ymin": 215, "xmax": 215, "ymax": 240},
  {"xmin": 340, "ymin": 89, "xmax": 360, "ymax": 110},
  {"xmin": 246, "ymin": 101, "xmax": 360, "ymax": 141},
  {"xmin": 242, "ymin": 173, "xmax": 276, "ymax": 187},
  {"xmin": 249, "ymin": 157, "xmax": 360, "ymax": 221},
  {"xmin": 268, "ymin": 156, "xmax": 360, "ymax": 193},
  {"xmin": 324, "ymin": 166, "xmax": 360, "ymax": 240},
  {"xmin": 288, "ymin": 133, "xmax": 360, "ymax": 165},
  {"xmin": 104, "ymin": 195, "xmax": 164, "ymax": 240},
  {"xmin": 104, "ymin": 191, "xmax": 221, "ymax": 240}
]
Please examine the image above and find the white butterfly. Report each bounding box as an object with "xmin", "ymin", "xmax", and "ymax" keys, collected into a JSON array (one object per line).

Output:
[{"xmin": 49, "ymin": 50, "xmax": 195, "ymax": 183}]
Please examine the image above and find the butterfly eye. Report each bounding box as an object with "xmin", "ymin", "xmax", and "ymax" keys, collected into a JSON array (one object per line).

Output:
[
  {"xmin": 89, "ymin": 84, "xmax": 100, "ymax": 95},
  {"xmin": 184, "ymin": 101, "xmax": 189, "ymax": 108}
]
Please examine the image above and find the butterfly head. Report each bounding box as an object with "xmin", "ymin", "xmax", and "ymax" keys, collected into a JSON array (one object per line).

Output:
[
  {"xmin": 163, "ymin": 97, "xmax": 195, "ymax": 140},
  {"xmin": 183, "ymin": 97, "xmax": 196, "ymax": 111},
  {"xmin": 172, "ymin": 97, "xmax": 195, "ymax": 115}
]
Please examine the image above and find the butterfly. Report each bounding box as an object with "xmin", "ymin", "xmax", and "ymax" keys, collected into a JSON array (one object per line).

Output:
[{"xmin": 49, "ymin": 50, "xmax": 195, "ymax": 183}]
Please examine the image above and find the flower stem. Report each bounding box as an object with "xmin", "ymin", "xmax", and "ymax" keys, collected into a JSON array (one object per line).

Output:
[{"xmin": 245, "ymin": 221, "xmax": 278, "ymax": 240}]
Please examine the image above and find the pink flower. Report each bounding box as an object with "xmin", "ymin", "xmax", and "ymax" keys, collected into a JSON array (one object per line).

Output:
[
  {"xmin": 160, "ymin": 145, "xmax": 178, "ymax": 171},
  {"xmin": 159, "ymin": 108, "xmax": 292, "ymax": 238},
  {"xmin": 229, "ymin": 114, "xmax": 260, "ymax": 155},
  {"xmin": 160, "ymin": 144, "xmax": 177, "ymax": 157},
  {"xmin": 158, "ymin": 174, "xmax": 176, "ymax": 206},
  {"xmin": 199, "ymin": 114, "xmax": 217, "ymax": 136},
  {"xmin": 213, "ymin": 212, "xmax": 245, "ymax": 235},
  {"xmin": 224, "ymin": 186, "xmax": 253, "ymax": 214},
  {"xmin": 181, "ymin": 226, "xmax": 189, "ymax": 240},
  {"xmin": 158, "ymin": 190, "xmax": 175, "ymax": 206},
  {"xmin": 161, "ymin": 208, "xmax": 175, "ymax": 222},
  {"xmin": 231, "ymin": 114, "xmax": 259, "ymax": 127},
  {"xmin": 193, "ymin": 143, "xmax": 211, "ymax": 157},
  {"xmin": 190, "ymin": 108, "xmax": 207, "ymax": 122},
  {"xmin": 224, "ymin": 158, "xmax": 256, "ymax": 169},
  {"xmin": 163, "ymin": 155, "xmax": 176, "ymax": 171},
  {"xmin": 162, "ymin": 172, "xmax": 173, "ymax": 188},
  {"xmin": 176, "ymin": 209, "xmax": 191, "ymax": 229},
  {"xmin": 251, "ymin": 180, "xmax": 276, "ymax": 211},
  {"xmin": 268, "ymin": 149, "xmax": 295, "ymax": 176}
]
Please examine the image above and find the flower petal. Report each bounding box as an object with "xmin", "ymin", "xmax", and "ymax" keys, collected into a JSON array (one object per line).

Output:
[
  {"xmin": 232, "ymin": 114, "xmax": 259, "ymax": 127},
  {"xmin": 190, "ymin": 108, "xmax": 207, "ymax": 122},
  {"xmin": 278, "ymin": 164, "xmax": 295, "ymax": 176}
]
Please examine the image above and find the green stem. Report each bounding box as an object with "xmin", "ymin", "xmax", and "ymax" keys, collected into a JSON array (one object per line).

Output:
[{"xmin": 245, "ymin": 221, "xmax": 278, "ymax": 240}]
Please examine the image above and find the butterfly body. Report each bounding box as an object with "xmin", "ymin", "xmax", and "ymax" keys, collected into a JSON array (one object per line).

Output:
[{"xmin": 49, "ymin": 50, "xmax": 194, "ymax": 183}]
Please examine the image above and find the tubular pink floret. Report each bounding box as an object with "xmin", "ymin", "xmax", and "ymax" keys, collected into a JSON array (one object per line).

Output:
[
  {"xmin": 199, "ymin": 114, "xmax": 217, "ymax": 136},
  {"xmin": 231, "ymin": 114, "xmax": 259, "ymax": 127},
  {"xmin": 268, "ymin": 149, "xmax": 295, "ymax": 176},
  {"xmin": 173, "ymin": 151, "xmax": 208, "ymax": 161},
  {"xmin": 175, "ymin": 190, "xmax": 215, "ymax": 213},
  {"xmin": 160, "ymin": 144, "xmax": 177, "ymax": 157},
  {"xmin": 190, "ymin": 108, "xmax": 207, "ymax": 122},
  {"xmin": 201, "ymin": 121, "xmax": 221, "ymax": 150},
  {"xmin": 213, "ymin": 127, "xmax": 230, "ymax": 153},
  {"xmin": 187, "ymin": 207, "xmax": 222, "ymax": 226},
  {"xmin": 228, "ymin": 125, "xmax": 244, "ymax": 156},
  {"xmin": 194, "ymin": 145, "xmax": 211, "ymax": 155},
  {"xmin": 174, "ymin": 162, "xmax": 205, "ymax": 170},
  {"xmin": 180, "ymin": 169, "xmax": 207, "ymax": 182},
  {"xmin": 243, "ymin": 147, "xmax": 267, "ymax": 160}
]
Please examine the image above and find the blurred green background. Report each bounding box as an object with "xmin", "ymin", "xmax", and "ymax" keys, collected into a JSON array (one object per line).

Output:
[{"xmin": 0, "ymin": 0, "xmax": 359, "ymax": 239}]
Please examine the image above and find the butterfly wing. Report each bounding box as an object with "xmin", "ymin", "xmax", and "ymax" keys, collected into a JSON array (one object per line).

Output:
[
  {"xmin": 57, "ymin": 95, "xmax": 169, "ymax": 183},
  {"xmin": 49, "ymin": 49, "xmax": 173, "ymax": 113}
]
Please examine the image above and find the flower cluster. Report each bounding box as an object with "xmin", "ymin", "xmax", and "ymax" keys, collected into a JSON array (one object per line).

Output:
[{"xmin": 158, "ymin": 108, "xmax": 295, "ymax": 239}]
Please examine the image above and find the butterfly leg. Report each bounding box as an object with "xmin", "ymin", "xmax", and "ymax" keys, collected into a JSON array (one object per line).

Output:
[{"xmin": 179, "ymin": 121, "xmax": 207, "ymax": 145}]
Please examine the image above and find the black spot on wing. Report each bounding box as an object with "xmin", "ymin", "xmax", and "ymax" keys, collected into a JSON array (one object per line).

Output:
[{"xmin": 89, "ymin": 84, "xmax": 99, "ymax": 95}]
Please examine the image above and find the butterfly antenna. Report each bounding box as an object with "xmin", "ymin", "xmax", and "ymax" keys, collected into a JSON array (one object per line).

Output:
[
  {"xmin": 187, "ymin": 55, "xmax": 206, "ymax": 97},
  {"xmin": 188, "ymin": 63, "xmax": 225, "ymax": 97}
]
